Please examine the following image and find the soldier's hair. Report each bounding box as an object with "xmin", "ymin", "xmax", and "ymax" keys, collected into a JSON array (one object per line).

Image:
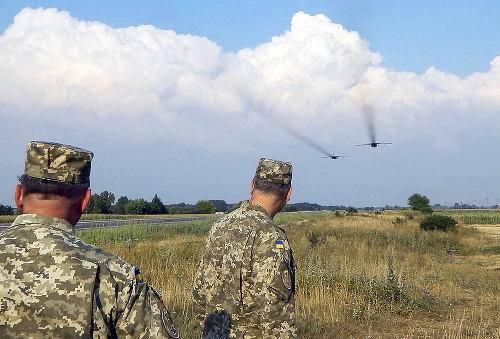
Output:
[
  {"xmin": 19, "ymin": 174, "xmax": 89, "ymax": 200},
  {"xmin": 253, "ymin": 176, "xmax": 291, "ymax": 198}
]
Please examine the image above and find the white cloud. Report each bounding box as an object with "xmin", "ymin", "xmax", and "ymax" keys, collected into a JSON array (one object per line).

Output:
[{"xmin": 1, "ymin": 8, "xmax": 499, "ymax": 150}]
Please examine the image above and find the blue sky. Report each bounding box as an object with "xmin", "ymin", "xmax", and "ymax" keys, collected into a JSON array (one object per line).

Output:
[{"xmin": 1, "ymin": 1, "xmax": 499, "ymax": 208}]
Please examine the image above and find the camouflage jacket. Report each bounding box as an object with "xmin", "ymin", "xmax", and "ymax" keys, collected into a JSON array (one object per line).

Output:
[
  {"xmin": 0, "ymin": 214, "xmax": 178, "ymax": 338},
  {"xmin": 193, "ymin": 201, "xmax": 297, "ymax": 338}
]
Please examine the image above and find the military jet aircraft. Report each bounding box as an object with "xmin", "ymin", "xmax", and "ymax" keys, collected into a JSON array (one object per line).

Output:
[
  {"xmin": 358, "ymin": 110, "xmax": 392, "ymax": 148},
  {"xmin": 356, "ymin": 141, "xmax": 392, "ymax": 148},
  {"xmin": 321, "ymin": 151, "xmax": 349, "ymax": 159}
]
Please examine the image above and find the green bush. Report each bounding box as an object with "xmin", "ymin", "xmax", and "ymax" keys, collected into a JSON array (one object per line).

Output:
[
  {"xmin": 419, "ymin": 215, "xmax": 458, "ymax": 232},
  {"xmin": 346, "ymin": 206, "xmax": 358, "ymax": 215}
]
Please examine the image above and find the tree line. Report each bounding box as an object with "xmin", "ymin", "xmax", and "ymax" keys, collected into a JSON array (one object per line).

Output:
[
  {"xmin": 84, "ymin": 192, "xmax": 349, "ymax": 215},
  {"xmin": 0, "ymin": 190, "xmax": 351, "ymax": 216},
  {"xmin": 2, "ymin": 191, "xmax": 489, "ymax": 216},
  {"xmin": 84, "ymin": 192, "xmax": 224, "ymax": 215}
]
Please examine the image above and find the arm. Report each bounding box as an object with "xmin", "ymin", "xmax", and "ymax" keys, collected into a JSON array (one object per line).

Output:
[
  {"xmin": 121, "ymin": 280, "xmax": 179, "ymax": 338},
  {"xmin": 192, "ymin": 258, "xmax": 208, "ymax": 327},
  {"xmin": 250, "ymin": 231, "xmax": 297, "ymax": 338},
  {"xmin": 95, "ymin": 264, "xmax": 179, "ymax": 339}
]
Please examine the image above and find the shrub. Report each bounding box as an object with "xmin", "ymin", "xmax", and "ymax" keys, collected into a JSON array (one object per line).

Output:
[
  {"xmin": 419, "ymin": 215, "xmax": 458, "ymax": 232},
  {"xmin": 346, "ymin": 207, "xmax": 358, "ymax": 215}
]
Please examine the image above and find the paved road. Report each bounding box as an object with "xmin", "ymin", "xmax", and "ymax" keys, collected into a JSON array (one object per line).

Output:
[{"xmin": 0, "ymin": 216, "xmax": 210, "ymax": 232}]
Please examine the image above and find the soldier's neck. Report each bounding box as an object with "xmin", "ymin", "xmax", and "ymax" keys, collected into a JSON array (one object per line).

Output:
[
  {"xmin": 250, "ymin": 193, "xmax": 283, "ymax": 220},
  {"xmin": 20, "ymin": 196, "xmax": 80, "ymax": 226}
]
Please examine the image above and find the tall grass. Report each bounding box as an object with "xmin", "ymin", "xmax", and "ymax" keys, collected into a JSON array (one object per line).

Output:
[
  {"xmin": 76, "ymin": 211, "xmax": 500, "ymax": 338},
  {"xmin": 78, "ymin": 217, "xmax": 216, "ymax": 246},
  {"xmin": 0, "ymin": 215, "xmax": 16, "ymax": 224}
]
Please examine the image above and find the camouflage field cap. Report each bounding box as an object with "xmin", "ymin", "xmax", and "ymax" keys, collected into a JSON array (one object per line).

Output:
[
  {"xmin": 255, "ymin": 158, "xmax": 292, "ymax": 184},
  {"xmin": 24, "ymin": 141, "xmax": 93, "ymax": 184}
]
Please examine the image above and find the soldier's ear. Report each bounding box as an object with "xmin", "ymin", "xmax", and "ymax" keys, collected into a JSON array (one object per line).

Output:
[
  {"xmin": 79, "ymin": 189, "xmax": 92, "ymax": 213},
  {"xmin": 15, "ymin": 185, "xmax": 23, "ymax": 211},
  {"xmin": 250, "ymin": 179, "xmax": 255, "ymax": 195},
  {"xmin": 285, "ymin": 187, "xmax": 292, "ymax": 202}
]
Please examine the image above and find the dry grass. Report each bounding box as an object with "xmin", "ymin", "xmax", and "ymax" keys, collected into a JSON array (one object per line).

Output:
[
  {"xmin": 78, "ymin": 211, "xmax": 500, "ymax": 338},
  {"xmin": 472, "ymin": 225, "xmax": 500, "ymax": 239}
]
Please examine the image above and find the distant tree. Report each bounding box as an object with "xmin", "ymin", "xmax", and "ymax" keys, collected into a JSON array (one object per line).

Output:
[
  {"xmin": 86, "ymin": 193, "xmax": 101, "ymax": 214},
  {"xmin": 210, "ymin": 200, "xmax": 228, "ymax": 212},
  {"xmin": 99, "ymin": 191, "xmax": 115, "ymax": 214},
  {"xmin": 85, "ymin": 191, "xmax": 115, "ymax": 214},
  {"xmin": 125, "ymin": 198, "xmax": 150, "ymax": 215},
  {"xmin": 194, "ymin": 200, "xmax": 216, "ymax": 214},
  {"xmin": 292, "ymin": 202, "xmax": 322, "ymax": 211},
  {"xmin": 168, "ymin": 206, "xmax": 181, "ymax": 215},
  {"xmin": 0, "ymin": 204, "xmax": 14, "ymax": 215},
  {"xmin": 420, "ymin": 215, "xmax": 458, "ymax": 232},
  {"xmin": 150, "ymin": 194, "xmax": 168, "ymax": 214},
  {"xmin": 408, "ymin": 193, "xmax": 432, "ymax": 213},
  {"xmin": 282, "ymin": 205, "xmax": 298, "ymax": 212},
  {"xmin": 114, "ymin": 196, "xmax": 129, "ymax": 215},
  {"xmin": 166, "ymin": 202, "xmax": 196, "ymax": 214},
  {"xmin": 346, "ymin": 206, "xmax": 358, "ymax": 215},
  {"xmin": 329, "ymin": 205, "xmax": 347, "ymax": 211},
  {"xmin": 227, "ymin": 201, "xmax": 243, "ymax": 213}
]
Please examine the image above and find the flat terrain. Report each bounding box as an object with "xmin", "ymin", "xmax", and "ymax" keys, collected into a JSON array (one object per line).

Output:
[
  {"xmin": 473, "ymin": 224, "xmax": 500, "ymax": 237},
  {"xmin": 76, "ymin": 210, "xmax": 500, "ymax": 338}
]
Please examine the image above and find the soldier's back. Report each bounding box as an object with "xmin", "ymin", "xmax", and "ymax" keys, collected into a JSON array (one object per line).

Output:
[{"xmin": 0, "ymin": 215, "xmax": 134, "ymax": 337}]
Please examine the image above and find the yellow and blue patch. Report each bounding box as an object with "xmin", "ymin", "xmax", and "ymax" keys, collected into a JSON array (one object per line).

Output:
[
  {"xmin": 275, "ymin": 240, "xmax": 284, "ymax": 249},
  {"xmin": 135, "ymin": 267, "xmax": 143, "ymax": 282}
]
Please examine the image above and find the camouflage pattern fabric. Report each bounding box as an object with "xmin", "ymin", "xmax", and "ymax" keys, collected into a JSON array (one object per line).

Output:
[
  {"xmin": 0, "ymin": 214, "xmax": 179, "ymax": 338},
  {"xmin": 254, "ymin": 158, "xmax": 292, "ymax": 184},
  {"xmin": 24, "ymin": 141, "xmax": 93, "ymax": 184},
  {"xmin": 193, "ymin": 201, "xmax": 297, "ymax": 338}
]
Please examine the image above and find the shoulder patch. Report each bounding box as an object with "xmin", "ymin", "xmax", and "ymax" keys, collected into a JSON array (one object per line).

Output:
[
  {"xmin": 134, "ymin": 267, "xmax": 143, "ymax": 282},
  {"xmin": 275, "ymin": 240, "xmax": 284, "ymax": 249}
]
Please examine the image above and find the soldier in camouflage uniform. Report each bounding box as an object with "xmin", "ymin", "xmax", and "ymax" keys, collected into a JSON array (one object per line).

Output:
[
  {"xmin": 0, "ymin": 141, "xmax": 179, "ymax": 338},
  {"xmin": 193, "ymin": 158, "xmax": 297, "ymax": 338}
]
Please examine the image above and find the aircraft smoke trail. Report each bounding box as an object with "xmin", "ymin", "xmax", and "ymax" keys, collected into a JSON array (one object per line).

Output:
[
  {"xmin": 361, "ymin": 103, "xmax": 376, "ymax": 144},
  {"xmin": 257, "ymin": 110, "xmax": 332, "ymax": 157}
]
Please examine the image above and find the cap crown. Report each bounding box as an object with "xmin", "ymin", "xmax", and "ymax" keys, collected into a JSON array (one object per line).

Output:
[
  {"xmin": 255, "ymin": 158, "xmax": 292, "ymax": 184},
  {"xmin": 24, "ymin": 141, "xmax": 93, "ymax": 184}
]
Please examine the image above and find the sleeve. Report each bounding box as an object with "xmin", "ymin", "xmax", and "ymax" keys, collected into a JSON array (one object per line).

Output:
[
  {"xmin": 248, "ymin": 229, "xmax": 297, "ymax": 338},
  {"xmin": 192, "ymin": 257, "xmax": 208, "ymax": 327},
  {"xmin": 95, "ymin": 263, "xmax": 180, "ymax": 339},
  {"xmin": 118, "ymin": 278, "xmax": 180, "ymax": 339}
]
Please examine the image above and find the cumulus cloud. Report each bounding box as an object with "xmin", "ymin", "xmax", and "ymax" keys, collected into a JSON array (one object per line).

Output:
[{"xmin": 1, "ymin": 8, "xmax": 499, "ymax": 149}]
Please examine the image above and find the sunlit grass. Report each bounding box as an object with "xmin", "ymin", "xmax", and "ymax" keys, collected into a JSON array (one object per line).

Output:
[{"xmin": 72, "ymin": 211, "xmax": 500, "ymax": 338}]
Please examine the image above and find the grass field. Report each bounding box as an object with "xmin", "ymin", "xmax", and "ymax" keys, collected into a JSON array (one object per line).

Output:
[
  {"xmin": 76, "ymin": 210, "xmax": 500, "ymax": 338},
  {"xmin": 436, "ymin": 209, "xmax": 500, "ymax": 225}
]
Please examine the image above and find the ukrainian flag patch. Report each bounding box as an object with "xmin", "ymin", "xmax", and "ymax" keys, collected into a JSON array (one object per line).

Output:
[
  {"xmin": 275, "ymin": 240, "xmax": 284, "ymax": 249},
  {"xmin": 135, "ymin": 267, "xmax": 143, "ymax": 282}
]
